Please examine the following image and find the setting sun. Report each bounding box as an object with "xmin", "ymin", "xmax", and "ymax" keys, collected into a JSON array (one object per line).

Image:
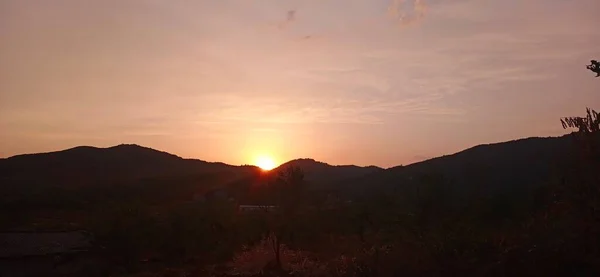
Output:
[{"xmin": 255, "ymin": 155, "xmax": 277, "ymax": 171}]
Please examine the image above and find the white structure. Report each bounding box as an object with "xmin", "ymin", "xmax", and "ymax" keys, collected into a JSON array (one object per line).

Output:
[{"xmin": 238, "ymin": 205, "xmax": 277, "ymax": 212}]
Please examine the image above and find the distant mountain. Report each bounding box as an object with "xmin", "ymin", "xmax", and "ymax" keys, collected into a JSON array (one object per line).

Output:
[
  {"xmin": 343, "ymin": 134, "xmax": 578, "ymax": 202},
  {"xmin": 0, "ymin": 133, "xmax": 582, "ymax": 205},
  {"xmin": 218, "ymin": 158, "xmax": 383, "ymax": 205},
  {"xmin": 273, "ymin": 158, "xmax": 383, "ymax": 188},
  {"xmin": 0, "ymin": 144, "xmax": 258, "ymax": 188}
]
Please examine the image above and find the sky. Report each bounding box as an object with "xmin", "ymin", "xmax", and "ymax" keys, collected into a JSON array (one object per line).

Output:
[{"xmin": 1, "ymin": 0, "xmax": 599, "ymax": 168}]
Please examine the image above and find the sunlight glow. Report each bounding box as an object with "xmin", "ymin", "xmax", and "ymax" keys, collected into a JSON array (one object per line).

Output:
[{"xmin": 255, "ymin": 155, "xmax": 277, "ymax": 170}]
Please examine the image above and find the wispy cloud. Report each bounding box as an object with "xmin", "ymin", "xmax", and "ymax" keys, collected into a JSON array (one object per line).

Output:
[
  {"xmin": 191, "ymin": 89, "xmax": 465, "ymax": 127},
  {"xmin": 1, "ymin": 0, "xmax": 599, "ymax": 166},
  {"xmin": 386, "ymin": 0, "xmax": 428, "ymax": 26},
  {"xmin": 278, "ymin": 9, "xmax": 296, "ymax": 29}
]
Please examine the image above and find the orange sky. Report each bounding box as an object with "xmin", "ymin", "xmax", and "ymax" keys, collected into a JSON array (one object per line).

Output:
[{"xmin": 1, "ymin": 0, "xmax": 599, "ymax": 167}]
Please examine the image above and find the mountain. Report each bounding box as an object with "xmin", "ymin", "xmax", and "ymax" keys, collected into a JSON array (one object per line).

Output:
[
  {"xmin": 0, "ymin": 145, "xmax": 383, "ymax": 208},
  {"xmin": 0, "ymin": 144, "xmax": 258, "ymax": 188},
  {"xmin": 343, "ymin": 134, "xmax": 579, "ymax": 203},
  {"xmin": 273, "ymin": 158, "xmax": 383, "ymax": 188},
  {"xmin": 0, "ymin": 133, "xmax": 582, "ymax": 204},
  {"xmin": 213, "ymin": 159, "xmax": 383, "ymax": 205}
]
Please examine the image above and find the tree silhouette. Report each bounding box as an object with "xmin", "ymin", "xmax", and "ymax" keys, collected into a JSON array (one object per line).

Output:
[
  {"xmin": 262, "ymin": 165, "xmax": 307, "ymax": 271},
  {"xmin": 560, "ymin": 62, "xmax": 599, "ymax": 156},
  {"xmin": 560, "ymin": 108, "xmax": 599, "ymax": 134},
  {"xmin": 587, "ymin": 60, "xmax": 600, "ymax": 77}
]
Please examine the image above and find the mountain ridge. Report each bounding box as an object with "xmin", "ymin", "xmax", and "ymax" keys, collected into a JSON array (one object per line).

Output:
[
  {"xmin": 278, "ymin": 158, "xmax": 383, "ymax": 170},
  {"xmin": 1, "ymin": 133, "xmax": 579, "ymax": 197},
  {"xmin": 2, "ymin": 134, "xmax": 572, "ymax": 169},
  {"xmin": 2, "ymin": 147, "xmax": 383, "ymax": 169},
  {"xmin": 340, "ymin": 133, "xmax": 578, "ymax": 202},
  {"xmin": 0, "ymin": 144, "xmax": 259, "ymax": 189}
]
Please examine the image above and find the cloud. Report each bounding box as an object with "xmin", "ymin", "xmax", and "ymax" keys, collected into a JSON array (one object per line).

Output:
[
  {"xmin": 2, "ymin": 0, "xmax": 599, "ymax": 163},
  {"xmin": 277, "ymin": 9, "xmax": 297, "ymax": 29},
  {"xmin": 190, "ymin": 87, "xmax": 465, "ymax": 127},
  {"xmin": 386, "ymin": 0, "xmax": 428, "ymax": 26},
  {"xmin": 286, "ymin": 9, "xmax": 296, "ymax": 22}
]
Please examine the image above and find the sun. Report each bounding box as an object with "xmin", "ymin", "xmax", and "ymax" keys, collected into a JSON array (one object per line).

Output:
[{"xmin": 255, "ymin": 155, "xmax": 277, "ymax": 171}]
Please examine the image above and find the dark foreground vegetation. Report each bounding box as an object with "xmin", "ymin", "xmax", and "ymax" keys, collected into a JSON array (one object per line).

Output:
[{"xmin": 0, "ymin": 109, "xmax": 598, "ymax": 277}]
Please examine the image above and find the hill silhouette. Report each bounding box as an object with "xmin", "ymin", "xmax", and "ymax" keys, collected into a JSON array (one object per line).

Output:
[
  {"xmin": 0, "ymin": 144, "xmax": 257, "ymax": 189},
  {"xmin": 273, "ymin": 158, "xmax": 383, "ymax": 188},
  {"xmin": 2, "ymin": 133, "xmax": 597, "ymax": 277},
  {"xmin": 342, "ymin": 134, "xmax": 578, "ymax": 205},
  {"xmin": 218, "ymin": 158, "xmax": 383, "ymax": 205},
  {"xmin": 0, "ymin": 134, "xmax": 581, "ymax": 204}
]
